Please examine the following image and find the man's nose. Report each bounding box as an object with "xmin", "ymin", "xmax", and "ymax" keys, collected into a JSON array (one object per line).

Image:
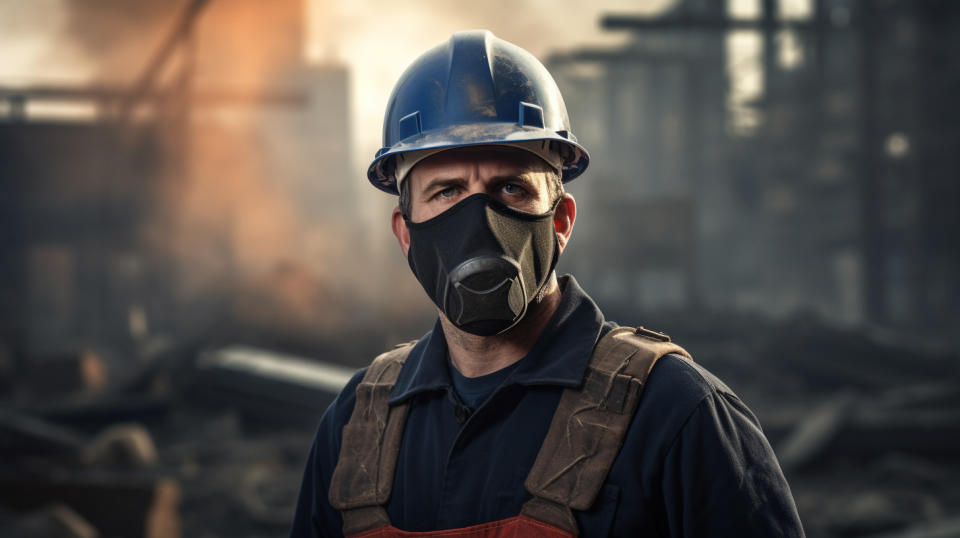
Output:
[
  {"xmin": 465, "ymin": 181, "xmax": 487, "ymax": 196},
  {"xmin": 466, "ymin": 176, "xmax": 498, "ymax": 196}
]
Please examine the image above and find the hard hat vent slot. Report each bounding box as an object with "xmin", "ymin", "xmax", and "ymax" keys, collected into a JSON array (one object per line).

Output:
[
  {"xmin": 518, "ymin": 102, "xmax": 544, "ymax": 129},
  {"xmin": 398, "ymin": 111, "xmax": 423, "ymax": 140}
]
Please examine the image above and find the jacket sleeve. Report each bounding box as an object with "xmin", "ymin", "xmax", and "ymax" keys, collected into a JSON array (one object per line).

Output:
[
  {"xmin": 659, "ymin": 390, "xmax": 806, "ymax": 537},
  {"xmin": 289, "ymin": 368, "xmax": 367, "ymax": 538}
]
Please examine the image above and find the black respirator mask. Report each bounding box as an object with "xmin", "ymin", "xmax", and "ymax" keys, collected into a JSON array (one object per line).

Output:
[{"xmin": 404, "ymin": 193, "xmax": 560, "ymax": 336}]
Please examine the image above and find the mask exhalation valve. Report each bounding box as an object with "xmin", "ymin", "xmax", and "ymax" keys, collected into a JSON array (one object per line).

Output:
[{"xmin": 444, "ymin": 256, "xmax": 527, "ymax": 336}]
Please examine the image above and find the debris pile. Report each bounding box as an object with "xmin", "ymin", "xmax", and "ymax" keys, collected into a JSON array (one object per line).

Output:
[
  {"xmin": 1, "ymin": 314, "xmax": 958, "ymax": 537},
  {"xmin": 0, "ymin": 342, "xmax": 351, "ymax": 538}
]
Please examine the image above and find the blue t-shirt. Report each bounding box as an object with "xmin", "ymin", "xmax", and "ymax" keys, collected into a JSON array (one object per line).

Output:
[
  {"xmin": 290, "ymin": 275, "xmax": 805, "ymax": 537},
  {"xmin": 448, "ymin": 355, "xmax": 523, "ymax": 410}
]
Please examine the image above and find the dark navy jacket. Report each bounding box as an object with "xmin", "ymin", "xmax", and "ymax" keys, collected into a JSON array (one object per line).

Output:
[{"xmin": 290, "ymin": 276, "xmax": 804, "ymax": 537}]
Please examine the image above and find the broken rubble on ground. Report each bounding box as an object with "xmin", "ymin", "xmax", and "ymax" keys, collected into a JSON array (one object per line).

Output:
[{"xmin": 1, "ymin": 317, "xmax": 958, "ymax": 537}]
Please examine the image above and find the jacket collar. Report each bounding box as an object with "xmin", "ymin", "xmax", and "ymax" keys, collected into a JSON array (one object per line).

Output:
[{"xmin": 388, "ymin": 275, "xmax": 605, "ymax": 405}]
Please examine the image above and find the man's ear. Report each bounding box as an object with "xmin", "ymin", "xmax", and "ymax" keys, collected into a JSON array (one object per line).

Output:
[
  {"xmin": 554, "ymin": 193, "xmax": 576, "ymax": 254},
  {"xmin": 392, "ymin": 206, "xmax": 411, "ymax": 257}
]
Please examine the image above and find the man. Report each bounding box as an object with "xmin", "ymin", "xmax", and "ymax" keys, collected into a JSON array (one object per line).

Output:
[{"xmin": 291, "ymin": 30, "xmax": 804, "ymax": 537}]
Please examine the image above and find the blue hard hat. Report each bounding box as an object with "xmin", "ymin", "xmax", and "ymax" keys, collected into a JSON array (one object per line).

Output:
[{"xmin": 367, "ymin": 30, "xmax": 590, "ymax": 194}]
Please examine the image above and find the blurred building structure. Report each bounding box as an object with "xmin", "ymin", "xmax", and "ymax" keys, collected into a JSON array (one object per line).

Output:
[
  {"xmin": 549, "ymin": 0, "xmax": 727, "ymax": 314},
  {"xmin": 0, "ymin": 0, "xmax": 352, "ymax": 363},
  {"xmin": 550, "ymin": 0, "xmax": 959, "ymax": 336}
]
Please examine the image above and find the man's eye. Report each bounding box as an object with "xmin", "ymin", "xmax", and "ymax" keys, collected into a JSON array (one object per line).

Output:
[
  {"xmin": 436, "ymin": 187, "xmax": 458, "ymax": 199},
  {"xmin": 501, "ymin": 183, "xmax": 524, "ymax": 195}
]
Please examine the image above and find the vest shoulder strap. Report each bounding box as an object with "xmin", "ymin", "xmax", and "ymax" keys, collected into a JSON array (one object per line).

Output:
[
  {"xmin": 328, "ymin": 340, "xmax": 418, "ymax": 535},
  {"xmin": 521, "ymin": 326, "xmax": 692, "ymax": 535}
]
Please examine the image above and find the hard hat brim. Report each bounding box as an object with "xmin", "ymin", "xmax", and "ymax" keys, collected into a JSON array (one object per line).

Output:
[{"xmin": 367, "ymin": 122, "xmax": 589, "ymax": 195}]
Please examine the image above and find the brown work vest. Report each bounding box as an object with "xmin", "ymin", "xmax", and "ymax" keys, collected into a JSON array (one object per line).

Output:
[{"xmin": 329, "ymin": 326, "xmax": 692, "ymax": 537}]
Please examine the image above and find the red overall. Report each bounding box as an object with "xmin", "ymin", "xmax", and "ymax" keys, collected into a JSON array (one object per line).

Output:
[
  {"xmin": 329, "ymin": 328, "xmax": 691, "ymax": 538},
  {"xmin": 349, "ymin": 515, "xmax": 573, "ymax": 538}
]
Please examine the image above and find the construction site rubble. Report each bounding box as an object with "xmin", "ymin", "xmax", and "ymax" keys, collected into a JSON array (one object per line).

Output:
[{"xmin": 0, "ymin": 312, "xmax": 956, "ymax": 537}]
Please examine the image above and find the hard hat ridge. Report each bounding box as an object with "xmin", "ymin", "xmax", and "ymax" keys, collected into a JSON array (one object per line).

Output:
[{"xmin": 367, "ymin": 30, "xmax": 589, "ymax": 194}]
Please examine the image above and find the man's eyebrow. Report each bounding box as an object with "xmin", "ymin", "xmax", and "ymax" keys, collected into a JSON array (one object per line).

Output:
[
  {"xmin": 490, "ymin": 174, "xmax": 538, "ymax": 187},
  {"xmin": 420, "ymin": 177, "xmax": 464, "ymax": 195}
]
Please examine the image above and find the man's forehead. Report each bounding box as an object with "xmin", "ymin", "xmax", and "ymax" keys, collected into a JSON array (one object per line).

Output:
[{"xmin": 409, "ymin": 146, "xmax": 551, "ymax": 182}]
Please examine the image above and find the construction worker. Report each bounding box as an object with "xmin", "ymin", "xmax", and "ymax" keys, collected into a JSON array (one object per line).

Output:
[{"xmin": 290, "ymin": 31, "xmax": 804, "ymax": 537}]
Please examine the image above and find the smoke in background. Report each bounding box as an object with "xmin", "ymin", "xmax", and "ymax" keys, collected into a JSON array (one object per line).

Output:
[
  {"xmin": 2, "ymin": 0, "xmax": 691, "ymax": 346},
  {"xmin": 48, "ymin": 0, "xmax": 367, "ymax": 338}
]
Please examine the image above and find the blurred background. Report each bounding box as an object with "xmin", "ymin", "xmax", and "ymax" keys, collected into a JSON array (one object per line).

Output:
[{"xmin": 0, "ymin": 0, "xmax": 958, "ymax": 536}]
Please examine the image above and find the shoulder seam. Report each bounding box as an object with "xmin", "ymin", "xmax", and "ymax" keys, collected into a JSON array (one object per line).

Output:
[
  {"xmin": 661, "ymin": 352, "xmax": 739, "ymax": 399},
  {"xmin": 662, "ymin": 391, "xmax": 713, "ymax": 461}
]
